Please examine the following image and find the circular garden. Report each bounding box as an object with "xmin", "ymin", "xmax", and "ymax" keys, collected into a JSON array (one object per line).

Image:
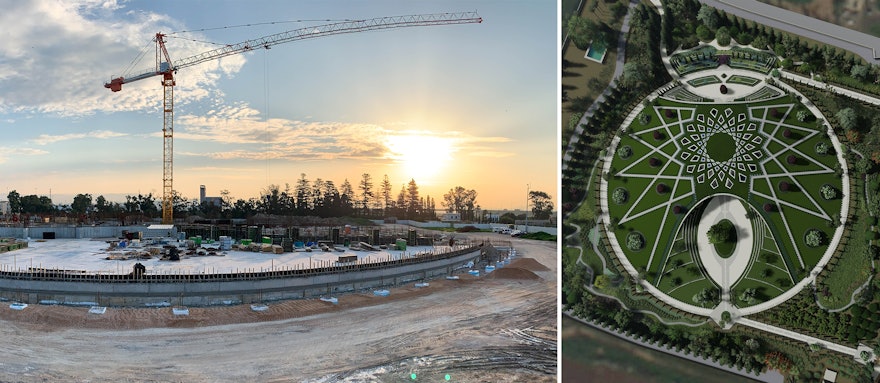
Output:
[{"xmin": 604, "ymin": 85, "xmax": 845, "ymax": 312}]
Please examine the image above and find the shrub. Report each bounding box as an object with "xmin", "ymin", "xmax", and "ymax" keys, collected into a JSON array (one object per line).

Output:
[
  {"xmin": 720, "ymin": 84, "xmax": 728, "ymax": 94},
  {"xmin": 617, "ymin": 145, "xmax": 633, "ymax": 159},
  {"xmin": 778, "ymin": 181, "xmax": 790, "ymax": 192},
  {"xmin": 716, "ymin": 26, "xmax": 731, "ymax": 46},
  {"xmin": 805, "ymin": 229, "xmax": 823, "ymax": 247},
  {"xmin": 456, "ymin": 225, "xmax": 479, "ymax": 232},
  {"xmin": 673, "ymin": 205, "xmax": 683, "ymax": 214},
  {"xmin": 815, "ymin": 141, "xmax": 829, "ymax": 155},
  {"xmin": 786, "ymin": 155, "xmax": 797, "ymax": 165},
  {"xmin": 783, "ymin": 128, "xmax": 792, "ymax": 138},
  {"xmin": 638, "ymin": 112, "xmax": 650, "ymax": 125},
  {"xmin": 653, "ymin": 130, "xmax": 663, "ymax": 140},
  {"xmin": 796, "ymin": 110, "xmax": 809, "ymax": 122},
  {"xmin": 665, "ymin": 109, "xmax": 676, "ymax": 118},
  {"xmin": 649, "ymin": 157, "xmax": 661, "ymax": 167},
  {"xmin": 612, "ymin": 187, "xmax": 628, "ymax": 204},
  {"xmin": 763, "ymin": 203, "xmax": 774, "ymax": 212},
  {"xmin": 626, "ymin": 232, "xmax": 644, "ymax": 251},
  {"xmin": 770, "ymin": 108, "xmax": 780, "ymax": 118},
  {"xmin": 820, "ymin": 184, "xmax": 837, "ymax": 200}
]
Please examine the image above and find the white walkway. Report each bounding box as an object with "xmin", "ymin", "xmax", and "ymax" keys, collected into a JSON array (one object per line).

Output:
[{"xmin": 696, "ymin": 195, "xmax": 753, "ymax": 298}]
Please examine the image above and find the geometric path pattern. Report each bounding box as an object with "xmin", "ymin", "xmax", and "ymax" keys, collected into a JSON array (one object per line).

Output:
[{"xmin": 613, "ymin": 95, "xmax": 840, "ymax": 278}]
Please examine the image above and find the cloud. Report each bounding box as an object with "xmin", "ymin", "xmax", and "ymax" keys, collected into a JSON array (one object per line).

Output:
[
  {"xmin": 32, "ymin": 130, "xmax": 128, "ymax": 145},
  {"xmin": 171, "ymin": 107, "xmax": 517, "ymax": 163},
  {"xmin": 0, "ymin": 146, "xmax": 48, "ymax": 164},
  {"xmin": 0, "ymin": 1, "xmax": 245, "ymax": 117}
]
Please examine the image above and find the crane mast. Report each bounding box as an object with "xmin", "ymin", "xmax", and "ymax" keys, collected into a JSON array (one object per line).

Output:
[{"xmin": 104, "ymin": 12, "xmax": 481, "ymax": 224}]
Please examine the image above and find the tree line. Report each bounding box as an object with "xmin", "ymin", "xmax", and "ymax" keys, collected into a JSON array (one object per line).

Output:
[{"xmin": 4, "ymin": 174, "xmax": 554, "ymax": 224}]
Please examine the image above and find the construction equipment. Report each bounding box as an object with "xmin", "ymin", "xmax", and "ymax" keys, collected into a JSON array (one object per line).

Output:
[{"xmin": 105, "ymin": 12, "xmax": 482, "ymax": 224}]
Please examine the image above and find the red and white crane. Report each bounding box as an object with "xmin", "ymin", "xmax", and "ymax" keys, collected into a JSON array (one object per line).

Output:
[{"xmin": 105, "ymin": 12, "xmax": 482, "ymax": 224}]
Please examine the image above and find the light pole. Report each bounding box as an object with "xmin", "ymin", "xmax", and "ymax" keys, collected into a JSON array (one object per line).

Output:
[{"xmin": 525, "ymin": 184, "xmax": 529, "ymax": 234}]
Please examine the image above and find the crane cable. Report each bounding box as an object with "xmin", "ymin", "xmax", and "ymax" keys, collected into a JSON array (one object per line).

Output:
[
  {"xmin": 264, "ymin": 48, "xmax": 270, "ymax": 186},
  {"xmin": 119, "ymin": 39, "xmax": 154, "ymax": 79}
]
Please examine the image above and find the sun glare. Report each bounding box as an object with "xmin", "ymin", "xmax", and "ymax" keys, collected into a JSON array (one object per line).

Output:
[{"xmin": 385, "ymin": 134, "xmax": 454, "ymax": 182}]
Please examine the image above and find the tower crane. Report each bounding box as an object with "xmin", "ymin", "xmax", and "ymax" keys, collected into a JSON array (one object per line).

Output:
[{"xmin": 105, "ymin": 12, "xmax": 482, "ymax": 224}]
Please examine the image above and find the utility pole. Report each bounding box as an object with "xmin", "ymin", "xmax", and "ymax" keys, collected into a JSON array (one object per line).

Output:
[{"xmin": 525, "ymin": 184, "xmax": 529, "ymax": 234}]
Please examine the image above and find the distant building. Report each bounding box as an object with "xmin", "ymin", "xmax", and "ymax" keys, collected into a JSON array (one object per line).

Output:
[
  {"xmin": 199, "ymin": 185, "xmax": 223, "ymax": 208},
  {"xmin": 441, "ymin": 212, "xmax": 461, "ymax": 222},
  {"xmin": 0, "ymin": 200, "xmax": 8, "ymax": 215}
]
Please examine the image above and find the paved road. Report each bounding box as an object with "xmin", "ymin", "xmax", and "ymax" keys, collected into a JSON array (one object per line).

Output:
[{"xmin": 700, "ymin": 0, "xmax": 880, "ymax": 63}]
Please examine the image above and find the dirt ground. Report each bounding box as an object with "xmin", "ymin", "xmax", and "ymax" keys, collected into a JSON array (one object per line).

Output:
[{"xmin": 0, "ymin": 233, "xmax": 557, "ymax": 382}]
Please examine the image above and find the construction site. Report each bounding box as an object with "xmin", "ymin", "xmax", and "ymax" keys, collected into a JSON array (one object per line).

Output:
[
  {"xmin": 0, "ymin": 229, "xmax": 556, "ymax": 381},
  {"xmin": 0, "ymin": 10, "xmax": 556, "ymax": 382}
]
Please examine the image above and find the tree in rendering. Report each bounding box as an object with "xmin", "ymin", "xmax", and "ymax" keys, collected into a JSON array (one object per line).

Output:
[
  {"xmin": 567, "ymin": 15, "xmax": 609, "ymax": 50},
  {"xmin": 692, "ymin": 287, "xmax": 718, "ymax": 306},
  {"xmin": 612, "ymin": 188, "xmax": 628, "ymax": 204},
  {"xmin": 836, "ymin": 108, "xmax": 857, "ymax": 131},
  {"xmin": 706, "ymin": 220, "xmax": 734, "ymax": 244},
  {"xmin": 697, "ymin": 5, "xmax": 720, "ymax": 30},
  {"xmin": 626, "ymin": 232, "xmax": 644, "ymax": 251},
  {"xmin": 621, "ymin": 62, "xmax": 648, "ymax": 89},
  {"xmin": 715, "ymin": 26, "xmax": 731, "ymax": 46},
  {"xmin": 739, "ymin": 288, "xmax": 759, "ymax": 305},
  {"xmin": 805, "ymin": 229, "xmax": 824, "ymax": 247},
  {"xmin": 820, "ymin": 184, "xmax": 837, "ymax": 200},
  {"xmin": 815, "ymin": 141, "xmax": 829, "ymax": 155},
  {"xmin": 851, "ymin": 64, "xmax": 869, "ymax": 81}
]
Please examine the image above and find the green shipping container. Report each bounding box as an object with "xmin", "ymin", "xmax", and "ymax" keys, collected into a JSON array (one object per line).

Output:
[
  {"xmin": 262, "ymin": 236, "xmax": 272, "ymax": 244},
  {"xmin": 241, "ymin": 239, "xmax": 253, "ymax": 246},
  {"xmin": 396, "ymin": 239, "xmax": 407, "ymax": 251}
]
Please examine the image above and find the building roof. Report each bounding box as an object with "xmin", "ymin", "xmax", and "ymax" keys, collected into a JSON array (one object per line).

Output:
[{"xmin": 823, "ymin": 368, "xmax": 837, "ymax": 383}]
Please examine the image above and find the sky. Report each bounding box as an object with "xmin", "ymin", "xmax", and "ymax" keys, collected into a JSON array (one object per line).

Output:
[{"xmin": 0, "ymin": 0, "xmax": 556, "ymax": 211}]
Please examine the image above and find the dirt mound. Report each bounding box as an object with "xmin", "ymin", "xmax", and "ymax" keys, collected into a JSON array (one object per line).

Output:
[
  {"xmin": 486, "ymin": 267, "xmax": 541, "ymax": 280},
  {"xmin": 506, "ymin": 257, "xmax": 550, "ymax": 272}
]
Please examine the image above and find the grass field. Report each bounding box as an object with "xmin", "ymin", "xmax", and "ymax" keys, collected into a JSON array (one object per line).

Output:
[{"xmin": 817, "ymin": 177, "xmax": 872, "ymax": 310}]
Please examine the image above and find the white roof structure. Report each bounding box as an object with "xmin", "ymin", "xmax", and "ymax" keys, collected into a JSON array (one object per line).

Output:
[{"xmin": 823, "ymin": 369, "xmax": 837, "ymax": 383}]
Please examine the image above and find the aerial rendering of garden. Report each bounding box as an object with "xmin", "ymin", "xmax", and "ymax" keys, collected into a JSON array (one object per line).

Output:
[
  {"xmin": 563, "ymin": 1, "xmax": 880, "ymax": 381},
  {"xmin": 606, "ymin": 79, "xmax": 845, "ymax": 312}
]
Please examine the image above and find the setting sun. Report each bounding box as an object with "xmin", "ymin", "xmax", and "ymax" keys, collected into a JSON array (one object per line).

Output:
[{"xmin": 385, "ymin": 133, "xmax": 455, "ymax": 181}]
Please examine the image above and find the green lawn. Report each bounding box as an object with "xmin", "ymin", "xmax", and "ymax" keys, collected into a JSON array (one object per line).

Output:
[
  {"xmin": 727, "ymin": 74, "xmax": 760, "ymax": 86},
  {"xmin": 707, "ymin": 133, "xmax": 735, "ymax": 161}
]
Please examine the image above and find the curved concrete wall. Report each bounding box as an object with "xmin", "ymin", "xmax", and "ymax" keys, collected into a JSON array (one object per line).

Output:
[{"xmin": 0, "ymin": 247, "xmax": 482, "ymax": 307}]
